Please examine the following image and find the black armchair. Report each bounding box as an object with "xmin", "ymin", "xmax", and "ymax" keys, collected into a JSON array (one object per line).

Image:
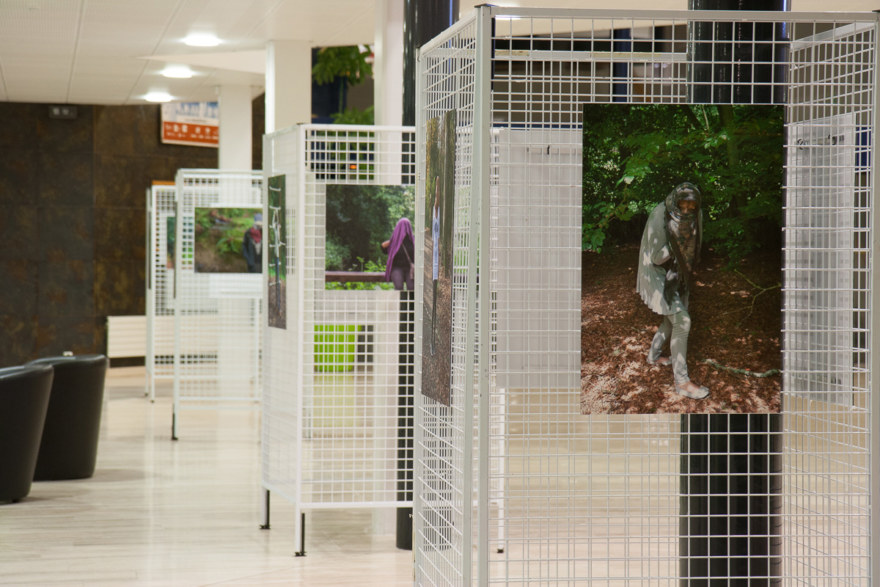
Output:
[
  {"xmin": 27, "ymin": 354, "xmax": 108, "ymax": 481},
  {"xmin": 0, "ymin": 364, "xmax": 54, "ymax": 502}
]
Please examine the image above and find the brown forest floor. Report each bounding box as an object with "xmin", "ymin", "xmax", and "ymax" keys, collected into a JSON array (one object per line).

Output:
[
  {"xmin": 420, "ymin": 232, "xmax": 453, "ymax": 406},
  {"xmin": 193, "ymin": 226, "xmax": 249, "ymax": 273},
  {"xmin": 580, "ymin": 244, "xmax": 782, "ymax": 415},
  {"xmin": 267, "ymin": 279, "xmax": 287, "ymax": 329}
]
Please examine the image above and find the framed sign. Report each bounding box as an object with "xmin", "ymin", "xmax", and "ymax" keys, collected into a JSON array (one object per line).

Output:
[{"xmin": 161, "ymin": 102, "xmax": 219, "ymax": 147}]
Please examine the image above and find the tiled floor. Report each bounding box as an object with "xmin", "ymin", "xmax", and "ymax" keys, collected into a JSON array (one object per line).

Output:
[{"xmin": 0, "ymin": 367, "xmax": 413, "ymax": 586}]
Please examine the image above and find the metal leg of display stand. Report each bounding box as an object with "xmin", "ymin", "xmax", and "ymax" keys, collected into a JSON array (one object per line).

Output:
[
  {"xmin": 260, "ymin": 489, "xmax": 271, "ymax": 530},
  {"xmin": 295, "ymin": 513, "xmax": 306, "ymax": 557},
  {"xmin": 396, "ymin": 290, "xmax": 415, "ymax": 550}
]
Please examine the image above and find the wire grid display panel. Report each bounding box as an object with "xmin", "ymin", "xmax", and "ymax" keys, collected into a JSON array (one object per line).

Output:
[
  {"xmin": 302, "ymin": 125, "xmax": 416, "ymax": 508},
  {"xmin": 263, "ymin": 125, "xmax": 418, "ymax": 515},
  {"xmin": 146, "ymin": 184, "xmax": 177, "ymax": 401},
  {"xmin": 173, "ymin": 170, "xmax": 263, "ymax": 418},
  {"xmin": 261, "ymin": 126, "xmax": 301, "ymax": 506},
  {"xmin": 414, "ymin": 15, "xmax": 481, "ymax": 586},
  {"xmin": 416, "ymin": 7, "xmax": 878, "ymax": 586},
  {"xmin": 785, "ymin": 20, "xmax": 874, "ymax": 583}
]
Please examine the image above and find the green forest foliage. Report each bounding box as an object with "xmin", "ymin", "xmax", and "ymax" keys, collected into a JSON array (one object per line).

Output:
[
  {"xmin": 325, "ymin": 185, "xmax": 414, "ymax": 272},
  {"xmin": 194, "ymin": 208, "xmax": 258, "ymax": 256},
  {"xmin": 582, "ymin": 104, "xmax": 784, "ymax": 263},
  {"xmin": 424, "ymin": 110, "xmax": 456, "ymax": 274}
]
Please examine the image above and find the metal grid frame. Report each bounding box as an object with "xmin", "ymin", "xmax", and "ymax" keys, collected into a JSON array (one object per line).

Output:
[
  {"xmin": 785, "ymin": 19, "xmax": 874, "ymax": 583},
  {"xmin": 414, "ymin": 14, "xmax": 481, "ymax": 586},
  {"xmin": 260, "ymin": 124, "xmax": 417, "ymax": 552},
  {"xmin": 172, "ymin": 169, "xmax": 263, "ymax": 439},
  {"xmin": 415, "ymin": 7, "xmax": 878, "ymax": 585},
  {"xmin": 146, "ymin": 183, "xmax": 177, "ymax": 401}
]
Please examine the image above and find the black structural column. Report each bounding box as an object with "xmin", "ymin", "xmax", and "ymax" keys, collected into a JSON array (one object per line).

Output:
[
  {"xmin": 688, "ymin": 0, "xmax": 789, "ymax": 105},
  {"xmin": 402, "ymin": 0, "xmax": 459, "ymax": 127},
  {"xmin": 398, "ymin": 0, "xmax": 459, "ymax": 551},
  {"xmin": 682, "ymin": 1, "xmax": 786, "ymax": 584},
  {"xmin": 612, "ymin": 28, "xmax": 632, "ymax": 102}
]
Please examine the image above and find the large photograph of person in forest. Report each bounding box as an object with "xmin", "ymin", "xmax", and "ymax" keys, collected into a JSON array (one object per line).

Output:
[
  {"xmin": 580, "ymin": 104, "xmax": 783, "ymax": 415},
  {"xmin": 422, "ymin": 109, "xmax": 456, "ymax": 407}
]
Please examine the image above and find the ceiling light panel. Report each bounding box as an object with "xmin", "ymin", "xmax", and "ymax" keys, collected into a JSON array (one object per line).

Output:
[
  {"xmin": 162, "ymin": 65, "xmax": 195, "ymax": 78},
  {"xmin": 183, "ymin": 32, "xmax": 221, "ymax": 47},
  {"xmin": 160, "ymin": 0, "xmax": 270, "ymax": 55},
  {"xmin": 144, "ymin": 90, "xmax": 173, "ymax": 102}
]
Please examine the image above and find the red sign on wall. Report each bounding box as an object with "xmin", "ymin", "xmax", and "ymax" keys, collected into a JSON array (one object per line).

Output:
[{"xmin": 160, "ymin": 102, "xmax": 219, "ymax": 148}]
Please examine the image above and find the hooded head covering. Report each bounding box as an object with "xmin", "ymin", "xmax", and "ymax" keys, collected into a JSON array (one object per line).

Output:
[
  {"xmin": 247, "ymin": 213, "xmax": 263, "ymax": 245},
  {"xmin": 385, "ymin": 218, "xmax": 414, "ymax": 281},
  {"xmin": 664, "ymin": 182, "xmax": 702, "ymax": 293}
]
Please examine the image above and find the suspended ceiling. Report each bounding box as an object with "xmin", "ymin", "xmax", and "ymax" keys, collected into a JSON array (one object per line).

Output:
[{"xmin": 0, "ymin": 0, "xmax": 874, "ymax": 106}]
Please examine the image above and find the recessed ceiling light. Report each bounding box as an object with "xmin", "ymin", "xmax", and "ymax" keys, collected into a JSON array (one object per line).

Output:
[
  {"xmin": 145, "ymin": 91, "xmax": 173, "ymax": 103},
  {"xmin": 161, "ymin": 65, "xmax": 194, "ymax": 79},
  {"xmin": 184, "ymin": 33, "xmax": 221, "ymax": 47}
]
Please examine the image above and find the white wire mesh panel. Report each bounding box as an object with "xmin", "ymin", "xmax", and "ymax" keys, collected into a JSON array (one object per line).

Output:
[
  {"xmin": 261, "ymin": 125, "xmax": 417, "ymax": 550},
  {"xmin": 302, "ymin": 125, "xmax": 416, "ymax": 508},
  {"xmin": 416, "ymin": 7, "xmax": 877, "ymax": 586},
  {"xmin": 787, "ymin": 111, "xmax": 856, "ymax": 403},
  {"xmin": 173, "ymin": 170, "xmax": 263, "ymax": 436},
  {"xmin": 785, "ymin": 21, "xmax": 873, "ymax": 583},
  {"xmin": 146, "ymin": 183, "xmax": 177, "ymax": 401},
  {"xmin": 261, "ymin": 127, "xmax": 302, "ymax": 529},
  {"xmin": 415, "ymin": 15, "xmax": 480, "ymax": 586},
  {"xmin": 492, "ymin": 128, "xmax": 581, "ymax": 392}
]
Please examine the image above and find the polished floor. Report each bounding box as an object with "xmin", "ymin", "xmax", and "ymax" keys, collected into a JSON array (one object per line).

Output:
[{"xmin": 0, "ymin": 367, "xmax": 413, "ymax": 586}]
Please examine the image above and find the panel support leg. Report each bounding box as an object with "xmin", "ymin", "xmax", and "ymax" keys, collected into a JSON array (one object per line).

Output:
[
  {"xmin": 260, "ymin": 489, "xmax": 271, "ymax": 530},
  {"xmin": 295, "ymin": 512, "xmax": 306, "ymax": 557}
]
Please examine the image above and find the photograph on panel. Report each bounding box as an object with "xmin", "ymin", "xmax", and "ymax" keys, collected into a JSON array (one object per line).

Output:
[
  {"xmin": 164, "ymin": 215, "xmax": 177, "ymax": 303},
  {"xmin": 147, "ymin": 208, "xmax": 153, "ymax": 290},
  {"xmin": 580, "ymin": 104, "xmax": 782, "ymax": 415},
  {"xmin": 193, "ymin": 207, "xmax": 263, "ymax": 273},
  {"xmin": 267, "ymin": 175, "xmax": 287, "ymax": 329},
  {"xmin": 422, "ymin": 109, "xmax": 456, "ymax": 406},
  {"xmin": 166, "ymin": 216, "xmax": 176, "ymax": 270},
  {"xmin": 324, "ymin": 184, "xmax": 415, "ymax": 291}
]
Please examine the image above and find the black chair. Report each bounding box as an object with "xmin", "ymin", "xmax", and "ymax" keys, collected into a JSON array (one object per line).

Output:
[
  {"xmin": 27, "ymin": 354, "xmax": 108, "ymax": 481},
  {"xmin": 0, "ymin": 364, "xmax": 54, "ymax": 502}
]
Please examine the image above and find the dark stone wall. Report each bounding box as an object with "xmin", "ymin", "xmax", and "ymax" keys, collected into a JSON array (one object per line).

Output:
[
  {"xmin": 0, "ymin": 102, "xmax": 222, "ymax": 366},
  {"xmin": 93, "ymin": 104, "xmax": 216, "ymax": 331}
]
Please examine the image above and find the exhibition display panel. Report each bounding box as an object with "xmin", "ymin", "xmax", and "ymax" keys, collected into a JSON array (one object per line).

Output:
[
  {"xmin": 172, "ymin": 169, "xmax": 264, "ymax": 439},
  {"xmin": 261, "ymin": 125, "xmax": 418, "ymax": 553},
  {"xmin": 415, "ymin": 7, "xmax": 878, "ymax": 585},
  {"xmin": 146, "ymin": 183, "xmax": 177, "ymax": 402}
]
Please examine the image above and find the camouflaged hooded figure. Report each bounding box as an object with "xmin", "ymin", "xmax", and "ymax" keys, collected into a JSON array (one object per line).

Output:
[{"xmin": 636, "ymin": 182, "xmax": 709, "ymax": 400}]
